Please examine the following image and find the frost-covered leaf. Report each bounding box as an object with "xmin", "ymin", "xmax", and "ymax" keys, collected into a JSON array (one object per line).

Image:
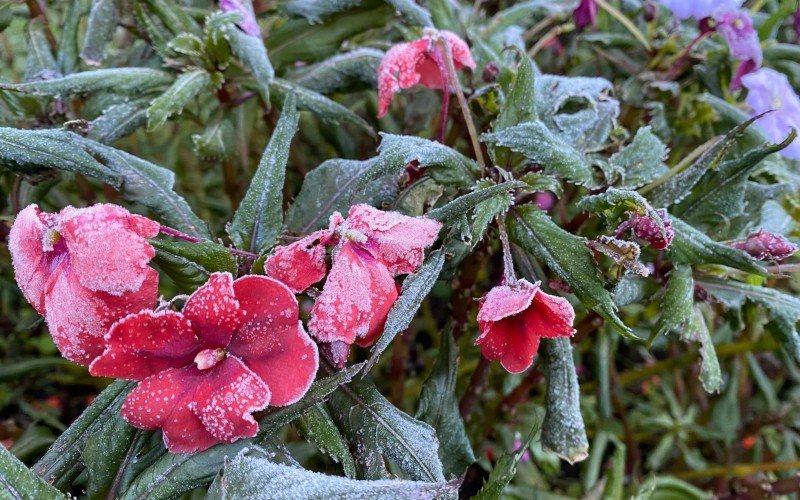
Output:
[
  {"xmin": 285, "ymin": 157, "xmax": 399, "ymax": 233},
  {"xmin": 146, "ymin": 70, "xmax": 211, "ymax": 130},
  {"xmin": 473, "ymin": 427, "xmax": 535, "ymax": 499},
  {"xmin": 34, "ymin": 381, "xmax": 133, "ymax": 489},
  {"xmin": 682, "ymin": 306, "xmax": 722, "ymax": 393},
  {"xmin": 228, "ymin": 94, "xmax": 298, "ymax": 253},
  {"xmin": 495, "ymin": 54, "xmax": 537, "ymax": 131},
  {"xmin": 377, "ymin": 134, "xmax": 480, "ymax": 187},
  {"xmin": 81, "ymin": 0, "xmax": 120, "ymax": 66},
  {"xmin": 210, "ymin": 457, "xmax": 457, "ymax": 499},
  {"xmin": 610, "ymin": 126, "xmax": 668, "ymax": 188},
  {"xmin": 654, "ymin": 265, "xmax": 694, "ymax": 338},
  {"xmin": 365, "ymin": 250, "xmax": 445, "ymax": 372},
  {"xmin": 282, "ymin": 0, "xmax": 364, "ymax": 23},
  {"xmin": 57, "ymin": 0, "xmax": 82, "ymax": 74},
  {"xmin": 269, "ymin": 79, "xmax": 373, "ymax": 135},
  {"xmin": 192, "ymin": 119, "xmax": 235, "ymax": 159},
  {"xmin": 25, "ymin": 19, "xmax": 59, "ymax": 83},
  {"xmin": 293, "ymin": 48, "xmax": 382, "ymax": 94},
  {"xmin": 416, "ymin": 329, "xmax": 475, "ymax": 477},
  {"xmin": 0, "ymin": 68, "xmax": 174, "ymax": 96},
  {"xmin": 225, "ymin": 25, "xmax": 273, "ymax": 103},
  {"xmin": 297, "ymin": 405, "xmax": 357, "ymax": 478},
  {"xmin": 541, "ymin": 337, "xmax": 589, "ymax": 464},
  {"xmin": 633, "ymin": 475, "xmax": 712, "ymax": 500},
  {"xmin": 1, "ymin": 445, "xmax": 65, "ymax": 500},
  {"xmin": 82, "ymin": 410, "xmax": 137, "ymax": 499},
  {"xmin": 386, "ymin": 0, "xmax": 433, "ymax": 27},
  {"xmin": 328, "ymin": 378, "xmax": 446, "ymax": 482},
  {"xmin": 578, "ymin": 187, "xmax": 664, "ymax": 230},
  {"xmin": 88, "ymin": 100, "xmax": 149, "ymax": 144},
  {"xmin": 427, "ymin": 181, "xmax": 523, "ymax": 224},
  {"xmin": 137, "ymin": 0, "xmax": 201, "ymax": 37},
  {"xmin": 482, "ymin": 122, "xmax": 593, "ymax": 185},
  {"xmin": 509, "ymin": 206, "xmax": 635, "ymax": 340},
  {"xmin": 150, "ymin": 238, "xmax": 238, "ymax": 292},
  {"xmin": 667, "ymin": 217, "xmax": 765, "ymax": 276}
]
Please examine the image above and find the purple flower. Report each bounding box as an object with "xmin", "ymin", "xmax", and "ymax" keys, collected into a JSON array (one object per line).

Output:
[
  {"xmin": 513, "ymin": 439, "xmax": 532, "ymax": 463},
  {"xmin": 741, "ymin": 68, "xmax": 800, "ymax": 159},
  {"xmin": 714, "ymin": 9, "xmax": 762, "ymax": 88},
  {"xmin": 220, "ymin": 0, "xmax": 260, "ymax": 37},
  {"xmin": 573, "ymin": 0, "xmax": 598, "ymax": 30},
  {"xmin": 658, "ymin": 0, "xmax": 742, "ymax": 20},
  {"xmin": 795, "ymin": 8, "xmax": 800, "ymax": 41},
  {"xmin": 730, "ymin": 231, "xmax": 798, "ymax": 261},
  {"xmin": 630, "ymin": 209, "xmax": 674, "ymax": 250}
]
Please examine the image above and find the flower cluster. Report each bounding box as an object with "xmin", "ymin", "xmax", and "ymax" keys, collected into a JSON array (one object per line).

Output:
[{"xmin": 267, "ymin": 204, "xmax": 443, "ymax": 366}]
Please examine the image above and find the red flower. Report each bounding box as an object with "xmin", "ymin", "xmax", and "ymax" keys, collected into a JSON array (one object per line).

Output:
[
  {"xmin": 265, "ymin": 229, "xmax": 334, "ymax": 293},
  {"xmin": 90, "ymin": 272, "xmax": 318, "ymax": 453},
  {"xmin": 8, "ymin": 204, "xmax": 159, "ymax": 365},
  {"xmin": 730, "ymin": 230, "xmax": 798, "ymax": 261},
  {"xmin": 476, "ymin": 279, "xmax": 575, "ymax": 373},
  {"xmin": 631, "ymin": 209, "xmax": 674, "ymax": 250},
  {"xmin": 377, "ymin": 30, "xmax": 475, "ymax": 118}
]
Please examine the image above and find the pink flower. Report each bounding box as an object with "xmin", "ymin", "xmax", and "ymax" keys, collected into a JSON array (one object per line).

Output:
[
  {"xmin": 476, "ymin": 279, "xmax": 575, "ymax": 373},
  {"xmin": 658, "ymin": 0, "xmax": 742, "ymax": 20},
  {"xmin": 90, "ymin": 273, "xmax": 318, "ymax": 453},
  {"xmin": 573, "ymin": 0, "xmax": 598, "ymax": 30},
  {"xmin": 713, "ymin": 9, "xmax": 762, "ymax": 88},
  {"xmin": 220, "ymin": 0, "xmax": 260, "ymax": 37},
  {"xmin": 377, "ymin": 30, "xmax": 475, "ymax": 118},
  {"xmin": 9, "ymin": 204, "xmax": 160, "ymax": 365},
  {"xmin": 265, "ymin": 230, "xmax": 334, "ymax": 293},
  {"xmin": 730, "ymin": 231, "xmax": 798, "ymax": 261},
  {"xmin": 631, "ymin": 209, "xmax": 674, "ymax": 250}
]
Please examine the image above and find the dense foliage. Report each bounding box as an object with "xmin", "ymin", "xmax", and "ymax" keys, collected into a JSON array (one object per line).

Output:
[{"xmin": 1, "ymin": 0, "xmax": 800, "ymax": 498}]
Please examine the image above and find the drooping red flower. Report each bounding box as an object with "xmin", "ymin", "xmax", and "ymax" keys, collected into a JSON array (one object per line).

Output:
[
  {"xmin": 573, "ymin": 0, "xmax": 598, "ymax": 30},
  {"xmin": 476, "ymin": 279, "xmax": 575, "ymax": 373},
  {"xmin": 90, "ymin": 273, "xmax": 318, "ymax": 453},
  {"xmin": 377, "ymin": 30, "xmax": 475, "ymax": 118},
  {"xmin": 8, "ymin": 204, "xmax": 160, "ymax": 365},
  {"xmin": 730, "ymin": 231, "xmax": 798, "ymax": 262}
]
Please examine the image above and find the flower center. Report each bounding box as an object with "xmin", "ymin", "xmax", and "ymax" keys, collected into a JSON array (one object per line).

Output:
[
  {"xmin": 194, "ymin": 348, "xmax": 226, "ymax": 370},
  {"xmin": 42, "ymin": 228, "xmax": 62, "ymax": 252}
]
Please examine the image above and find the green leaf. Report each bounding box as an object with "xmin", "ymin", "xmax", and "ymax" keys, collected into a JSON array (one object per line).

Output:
[
  {"xmin": 269, "ymin": 79, "xmax": 373, "ymax": 136},
  {"xmin": 673, "ymin": 129, "xmax": 797, "ymax": 224},
  {"xmin": 427, "ymin": 181, "xmax": 523, "ymax": 224},
  {"xmin": 482, "ymin": 121, "xmax": 593, "ymax": 185},
  {"xmin": 682, "ymin": 306, "xmax": 722, "ymax": 393},
  {"xmin": 25, "ymin": 19, "xmax": 59, "ymax": 83},
  {"xmin": 150, "ymin": 238, "xmax": 238, "ymax": 292},
  {"xmin": 297, "ymin": 404, "xmax": 357, "ymax": 478},
  {"xmin": 633, "ymin": 475, "xmax": 712, "ymax": 500},
  {"xmin": 509, "ymin": 206, "xmax": 635, "ymax": 339},
  {"xmin": 328, "ymin": 377, "xmax": 446, "ymax": 482},
  {"xmin": 1, "ymin": 445, "xmax": 65, "ymax": 500},
  {"xmin": 667, "ymin": 217, "xmax": 765, "ymax": 276},
  {"xmin": 282, "ymin": 0, "xmax": 363, "ymax": 23},
  {"xmin": 385, "ymin": 0, "xmax": 433, "ymax": 27},
  {"xmin": 494, "ymin": 54, "xmax": 537, "ymax": 131},
  {"xmin": 292, "ymin": 48, "xmax": 382, "ymax": 94},
  {"xmin": 415, "ymin": 329, "xmax": 475, "ymax": 477},
  {"xmin": 138, "ymin": 0, "xmax": 201, "ymax": 37},
  {"xmin": 34, "ymin": 381, "xmax": 133, "ymax": 489},
  {"xmin": 285, "ymin": 157, "xmax": 399, "ymax": 233},
  {"xmin": 87, "ymin": 100, "xmax": 149, "ymax": 144},
  {"xmin": 81, "ymin": 0, "xmax": 120, "ymax": 66},
  {"xmin": 577, "ymin": 187, "xmax": 665, "ymax": 230},
  {"xmin": 192, "ymin": 119, "xmax": 235, "ymax": 159},
  {"xmin": 0, "ymin": 68, "xmax": 174, "ymax": 96},
  {"xmin": 700, "ymin": 278, "xmax": 800, "ymax": 364},
  {"xmin": 470, "ymin": 182, "xmax": 514, "ymax": 249},
  {"xmin": 377, "ymin": 133, "xmax": 480, "ymax": 187},
  {"xmin": 228, "ymin": 94, "xmax": 299, "ymax": 253},
  {"xmin": 209, "ymin": 457, "xmax": 458, "ymax": 499},
  {"xmin": 146, "ymin": 70, "xmax": 211, "ymax": 130},
  {"xmin": 365, "ymin": 250, "xmax": 445, "ymax": 372},
  {"xmin": 473, "ymin": 427, "xmax": 535, "ymax": 499},
  {"xmin": 225, "ymin": 25, "xmax": 273, "ymax": 103},
  {"xmin": 58, "ymin": 1, "xmax": 83, "ymax": 74},
  {"xmin": 541, "ymin": 337, "xmax": 589, "ymax": 464},
  {"xmin": 611, "ymin": 126, "xmax": 668, "ymax": 188},
  {"xmin": 82, "ymin": 413, "xmax": 137, "ymax": 499},
  {"xmin": 654, "ymin": 265, "xmax": 694, "ymax": 338}
]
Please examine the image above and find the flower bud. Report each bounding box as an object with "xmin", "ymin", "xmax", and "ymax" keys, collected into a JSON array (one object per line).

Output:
[
  {"xmin": 730, "ymin": 231, "xmax": 798, "ymax": 261},
  {"xmin": 643, "ymin": 1, "xmax": 657, "ymax": 22},
  {"xmin": 631, "ymin": 209, "xmax": 674, "ymax": 250},
  {"xmin": 482, "ymin": 63, "xmax": 500, "ymax": 83}
]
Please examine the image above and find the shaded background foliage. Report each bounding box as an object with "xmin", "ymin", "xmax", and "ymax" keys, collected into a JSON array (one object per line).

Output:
[{"xmin": 0, "ymin": 0, "xmax": 799, "ymax": 498}]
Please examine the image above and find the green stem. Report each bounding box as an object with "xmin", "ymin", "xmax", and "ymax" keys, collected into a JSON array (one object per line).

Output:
[{"xmin": 595, "ymin": 0, "xmax": 651, "ymax": 52}]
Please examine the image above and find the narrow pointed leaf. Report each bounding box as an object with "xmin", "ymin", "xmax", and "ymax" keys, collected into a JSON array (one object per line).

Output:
[
  {"xmin": 82, "ymin": 414, "xmax": 137, "ymax": 499},
  {"xmin": 58, "ymin": 0, "xmax": 82, "ymax": 73},
  {"xmin": 150, "ymin": 238, "xmax": 238, "ymax": 292},
  {"xmin": 81, "ymin": 0, "xmax": 120, "ymax": 65},
  {"xmin": 0, "ymin": 68, "xmax": 174, "ymax": 96},
  {"xmin": 654, "ymin": 264, "xmax": 694, "ymax": 338},
  {"xmin": 1, "ymin": 446, "xmax": 65, "ymax": 500},
  {"xmin": 376, "ymin": 133, "xmax": 480, "ymax": 187},
  {"xmin": 494, "ymin": 54, "xmax": 537, "ymax": 131},
  {"xmin": 297, "ymin": 405, "xmax": 357, "ymax": 478},
  {"xmin": 226, "ymin": 26, "xmax": 273, "ymax": 103},
  {"xmin": 293, "ymin": 48, "xmax": 382, "ymax": 94},
  {"xmin": 473, "ymin": 427, "xmax": 536, "ymax": 499},
  {"xmin": 24, "ymin": 20, "xmax": 59, "ymax": 83},
  {"xmin": 667, "ymin": 217, "xmax": 765, "ymax": 276},
  {"xmin": 427, "ymin": 181, "xmax": 524, "ymax": 224},
  {"xmin": 146, "ymin": 70, "xmax": 211, "ymax": 130}
]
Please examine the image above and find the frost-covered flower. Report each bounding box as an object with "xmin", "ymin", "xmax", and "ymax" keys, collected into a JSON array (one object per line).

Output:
[
  {"xmin": 741, "ymin": 68, "xmax": 800, "ymax": 159},
  {"xmin": 377, "ymin": 30, "xmax": 475, "ymax": 118},
  {"xmin": 573, "ymin": 0, "xmax": 598, "ymax": 30},
  {"xmin": 730, "ymin": 231, "xmax": 798, "ymax": 261},
  {"xmin": 476, "ymin": 279, "xmax": 575, "ymax": 373},
  {"xmin": 631, "ymin": 209, "xmax": 674, "ymax": 250},
  {"xmin": 9, "ymin": 204, "xmax": 159, "ymax": 365},
  {"xmin": 714, "ymin": 8, "xmax": 762, "ymax": 88},
  {"xmin": 220, "ymin": 0, "xmax": 260, "ymax": 37},
  {"xmin": 90, "ymin": 273, "xmax": 318, "ymax": 453},
  {"xmin": 658, "ymin": 0, "xmax": 742, "ymax": 20},
  {"xmin": 266, "ymin": 229, "xmax": 335, "ymax": 293}
]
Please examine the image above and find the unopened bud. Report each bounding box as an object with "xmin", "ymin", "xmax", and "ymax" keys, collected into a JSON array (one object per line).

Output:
[
  {"xmin": 482, "ymin": 63, "xmax": 500, "ymax": 83},
  {"xmin": 730, "ymin": 231, "xmax": 798, "ymax": 261},
  {"xmin": 631, "ymin": 209, "xmax": 674, "ymax": 250}
]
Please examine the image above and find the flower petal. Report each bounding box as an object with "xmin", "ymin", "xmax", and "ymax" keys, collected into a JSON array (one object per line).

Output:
[
  {"xmin": 376, "ymin": 39, "xmax": 428, "ymax": 117},
  {"xmin": 234, "ymin": 321, "xmax": 318, "ymax": 406},
  {"xmin": 440, "ymin": 31, "xmax": 476, "ymax": 70},
  {"xmin": 265, "ymin": 230, "xmax": 332, "ymax": 293},
  {"xmin": 231, "ymin": 275, "xmax": 299, "ymax": 337},
  {"xmin": 523, "ymin": 290, "xmax": 577, "ymax": 339},
  {"xmin": 346, "ymin": 204, "xmax": 442, "ymax": 275},
  {"xmin": 183, "ymin": 272, "xmax": 241, "ymax": 347},
  {"xmin": 59, "ymin": 204, "xmax": 160, "ymax": 296},
  {"xmin": 308, "ymin": 243, "xmax": 397, "ymax": 346},
  {"xmin": 8, "ymin": 204, "xmax": 53, "ymax": 313},
  {"xmin": 475, "ymin": 316, "xmax": 541, "ymax": 374},
  {"xmin": 89, "ymin": 310, "xmax": 200, "ymax": 380},
  {"xmin": 476, "ymin": 280, "xmax": 538, "ymax": 326}
]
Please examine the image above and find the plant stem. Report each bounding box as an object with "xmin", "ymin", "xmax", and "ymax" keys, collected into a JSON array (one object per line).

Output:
[
  {"xmin": 497, "ymin": 216, "xmax": 517, "ymax": 285},
  {"xmin": 595, "ymin": 0, "xmax": 651, "ymax": 52},
  {"xmin": 438, "ymin": 37, "xmax": 485, "ymax": 169},
  {"xmin": 528, "ymin": 22, "xmax": 575, "ymax": 58},
  {"xmin": 459, "ymin": 357, "xmax": 491, "ymax": 420},
  {"xmin": 158, "ymin": 226, "xmax": 259, "ymax": 260}
]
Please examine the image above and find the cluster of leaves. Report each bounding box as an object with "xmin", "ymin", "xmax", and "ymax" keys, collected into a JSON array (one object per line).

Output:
[{"xmin": 0, "ymin": 0, "xmax": 799, "ymax": 498}]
